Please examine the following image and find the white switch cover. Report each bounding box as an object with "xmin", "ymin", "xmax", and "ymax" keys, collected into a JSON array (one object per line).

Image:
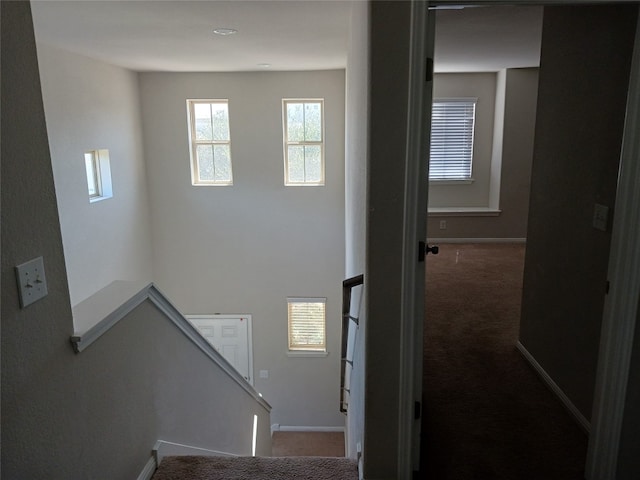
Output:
[
  {"xmin": 15, "ymin": 256, "xmax": 48, "ymax": 308},
  {"xmin": 259, "ymin": 370, "xmax": 269, "ymax": 379}
]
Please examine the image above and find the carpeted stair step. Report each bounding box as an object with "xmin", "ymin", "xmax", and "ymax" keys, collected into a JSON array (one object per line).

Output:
[{"xmin": 152, "ymin": 455, "xmax": 359, "ymax": 480}]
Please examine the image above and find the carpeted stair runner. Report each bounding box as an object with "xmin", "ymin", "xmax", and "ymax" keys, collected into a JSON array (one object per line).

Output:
[{"xmin": 151, "ymin": 455, "xmax": 359, "ymax": 480}]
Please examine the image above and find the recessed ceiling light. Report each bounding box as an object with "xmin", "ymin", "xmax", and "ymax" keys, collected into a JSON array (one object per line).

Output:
[
  {"xmin": 213, "ymin": 27, "xmax": 238, "ymax": 36},
  {"xmin": 257, "ymin": 63, "xmax": 271, "ymax": 69}
]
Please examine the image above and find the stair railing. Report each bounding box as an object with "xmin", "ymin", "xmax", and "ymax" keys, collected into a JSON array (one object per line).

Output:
[{"xmin": 340, "ymin": 274, "xmax": 364, "ymax": 413}]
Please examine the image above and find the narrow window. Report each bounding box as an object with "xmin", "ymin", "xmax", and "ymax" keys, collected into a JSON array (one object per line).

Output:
[
  {"xmin": 287, "ymin": 298, "xmax": 326, "ymax": 352},
  {"xmin": 283, "ymin": 99, "xmax": 325, "ymax": 186},
  {"xmin": 84, "ymin": 149, "xmax": 113, "ymax": 202},
  {"xmin": 429, "ymin": 98, "xmax": 477, "ymax": 181},
  {"xmin": 187, "ymin": 100, "xmax": 233, "ymax": 185}
]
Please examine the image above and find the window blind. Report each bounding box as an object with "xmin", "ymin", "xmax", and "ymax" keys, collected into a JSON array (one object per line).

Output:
[
  {"xmin": 429, "ymin": 99, "xmax": 476, "ymax": 180},
  {"xmin": 287, "ymin": 298, "xmax": 326, "ymax": 351}
]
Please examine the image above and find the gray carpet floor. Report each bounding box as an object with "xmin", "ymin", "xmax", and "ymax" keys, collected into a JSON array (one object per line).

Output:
[{"xmin": 152, "ymin": 455, "xmax": 358, "ymax": 480}]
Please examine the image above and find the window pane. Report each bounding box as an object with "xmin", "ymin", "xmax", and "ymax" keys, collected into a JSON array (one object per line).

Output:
[
  {"xmin": 304, "ymin": 145, "xmax": 322, "ymax": 182},
  {"xmin": 194, "ymin": 103, "xmax": 213, "ymax": 141},
  {"xmin": 213, "ymin": 145, "xmax": 232, "ymax": 182},
  {"xmin": 84, "ymin": 152, "xmax": 99, "ymax": 196},
  {"xmin": 288, "ymin": 300, "xmax": 326, "ymax": 350},
  {"xmin": 196, "ymin": 145, "xmax": 215, "ymax": 181},
  {"xmin": 211, "ymin": 103, "xmax": 230, "ymax": 141},
  {"xmin": 304, "ymin": 102, "xmax": 322, "ymax": 141},
  {"xmin": 287, "ymin": 103, "xmax": 304, "ymax": 142},
  {"xmin": 288, "ymin": 146, "xmax": 305, "ymax": 183}
]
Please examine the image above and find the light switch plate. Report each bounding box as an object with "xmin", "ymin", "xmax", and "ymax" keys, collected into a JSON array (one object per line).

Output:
[
  {"xmin": 15, "ymin": 256, "xmax": 48, "ymax": 308},
  {"xmin": 593, "ymin": 203, "xmax": 609, "ymax": 232},
  {"xmin": 259, "ymin": 370, "xmax": 269, "ymax": 379}
]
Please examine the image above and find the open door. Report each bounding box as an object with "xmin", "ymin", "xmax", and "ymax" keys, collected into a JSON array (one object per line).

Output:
[{"xmin": 397, "ymin": 1, "xmax": 435, "ymax": 477}]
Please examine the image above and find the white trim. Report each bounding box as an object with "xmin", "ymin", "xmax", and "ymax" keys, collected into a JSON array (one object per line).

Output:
[
  {"xmin": 587, "ymin": 10, "xmax": 640, "ymax": 479},
  {"xmin": 286, "ymin": 351, "xmax": 329, "ymax": 358},
  {"xmin": 70, "ymin": 283, "xmax": 271, "ymax": 413},
  {"xmin": 428, "ymin": 207, "xmax": 501, "ymax": 216},
  {"xmin": 136, "ymin": 456, "xmax": 157, "ymax": 480},
  {"xmin": 427, "ymin": 237, "xmax": 526, "ymax": 244},
  {"xmin": 398, "ymin": 2, "xmax": 433, "ymax": 478},
  {"xmin": 516, "ymin": 342, "xmax": 590, "ymax": 433},
  {"xmin": 153, "ymin": 440, "xmax": 238, "ymax": 465},
  {"xmin": 271, "ymin": 424, "xmax": 346, "ymax": 433}
]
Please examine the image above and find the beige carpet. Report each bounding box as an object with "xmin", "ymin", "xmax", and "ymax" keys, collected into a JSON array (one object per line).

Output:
[
  {"xmin": 152, "ymin": 455, "xmax": 358, "ymax": 480},
  {"xmin": 271, "ymin": 432, "xmax": 345, "ymax": 457}
]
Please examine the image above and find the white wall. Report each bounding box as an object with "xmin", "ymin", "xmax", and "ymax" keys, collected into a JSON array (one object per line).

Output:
[
  {"xmin": 2, "ymin": 4, "xmax": 271, "ymax": 478},
  {"xmin": 138, "ymin": 70, "xmax": 346, "ymax": 428},
  {"xmin": 428, "ymin": 72, "xmax": 497, "ymax": 209},
  {"xmin": 344, "ymin": 0, "xmax": 369, "ymax": 462},
  {"xmin": 36, "ymin": 44, "xmax": 153, "ymax": 307}
]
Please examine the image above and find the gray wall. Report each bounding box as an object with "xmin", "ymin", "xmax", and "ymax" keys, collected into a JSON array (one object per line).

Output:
[
  {"xmin": 428, "ymin": 72, "xmax": 497, "ymax": 209},
  {"xmin": 344, "ymin": 0, "xmax": 368, "ymax": 462},
  {"xmin": 36, "ymin": 44, "xmax": 154, "ymax": 307},
  {"xmin": 428, "ymin": 67, "xmax": 538, "ymax": 239},
  {"xmin": 138, "ymin": 70, "xmax": 346, "ymax": 429},
  {"xmin": 519, "ymin": 4, "xmax": 637, "ymax": 420},
  {"xmin": 1, "ymin": 3, "xmax": 270, "ymax": 478}
]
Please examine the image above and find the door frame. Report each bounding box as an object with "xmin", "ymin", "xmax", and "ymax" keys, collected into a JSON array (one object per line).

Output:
[{"xmin": 397, "ymin": 2, "xmax": 640, "ymax": 479}]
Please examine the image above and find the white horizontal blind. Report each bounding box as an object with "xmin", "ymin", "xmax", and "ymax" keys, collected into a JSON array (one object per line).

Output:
[
  {"xmin": 288, "ymin": 298, "xmax": 326, "ymax": 351},
  {"xmin": 429, "ymin": 99, "xmax": 477, "ymax": 180}
]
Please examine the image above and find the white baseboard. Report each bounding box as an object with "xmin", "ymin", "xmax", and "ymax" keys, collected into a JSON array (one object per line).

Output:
[
  {"xmin": 153, "ymin": 440, "xmax": 238, "ymax": 465},
  {"xmin": 136, "ymin": 456, "xmax": 157, "ymax": 480},
  {"xmin": 271, "ymin": 424, "xmax": 346, "ymax": 435},
  {"xmin": 516, "ymin": 342, "xmax": 590, "ymax": 433},
  {"xmin": 427, "ymin": 237, "xmax": 527, "ymax": 244}
]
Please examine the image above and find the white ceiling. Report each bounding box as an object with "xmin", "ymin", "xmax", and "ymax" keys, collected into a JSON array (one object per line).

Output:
[{"xmin": 31, "ymin": 1, "xmax": 543, "ymax": 73}]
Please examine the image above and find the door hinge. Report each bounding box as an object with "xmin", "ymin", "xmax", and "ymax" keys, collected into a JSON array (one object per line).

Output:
[
  {"xmin": 414, "ymin": 401, "xmax": 421, "ymax": 420},
  {"xmin": 426, "ymin": 57, "xmax": 434, "ymax": 82}
]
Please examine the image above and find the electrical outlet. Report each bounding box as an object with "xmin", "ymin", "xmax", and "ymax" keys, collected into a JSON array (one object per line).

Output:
[
  {"xmin": 439, "ymin": 220, "xmax": 447, "ymax": 230},
  {"xmin": 15, "ymin": 256, "xmax": 48, "ymax": 308}
]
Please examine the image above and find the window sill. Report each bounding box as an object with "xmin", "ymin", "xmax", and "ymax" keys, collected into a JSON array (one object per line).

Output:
[
  {"xmin": 428, "ymin": 207, "xmax": 502, "ymax": 217},
  {"xmin": 89, "ymin": 193, "xmax": 112, "ymax": 203},
  {"xmin": 286, "ymin": 351, "xmax": 329, "ymax": 358},
  {"xmin": 429, "ymin": 178, "xmax": 475, "ymax": 186}
]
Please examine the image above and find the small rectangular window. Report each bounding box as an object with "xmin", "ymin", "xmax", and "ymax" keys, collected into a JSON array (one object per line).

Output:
[
  {"xmin": 84, "ymin": 149, "xmax": 113, "ymax": 202},
  {"xmin": 429, "ymin": 98, "xmax": 477, "ymax": 181},
  {"xmin": 283, "ymin": 99, "xmax": 325, "ymax": 186},
  {"xmin": 287, "ymin": 297, "xmax": 326, "ymax": 352},
  {"xmin": 187, "ymin": 100, "xmax": 233, "ymax": 185}
]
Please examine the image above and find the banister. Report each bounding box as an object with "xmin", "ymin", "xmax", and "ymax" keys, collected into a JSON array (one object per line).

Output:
[{"xmin": 340, "ymin": 274, "xmax": 364, "ymax": 414}]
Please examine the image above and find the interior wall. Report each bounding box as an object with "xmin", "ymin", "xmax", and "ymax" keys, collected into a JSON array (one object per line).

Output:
[
  {"xmin": 344, "ymin": 0, "xmax": 369, "ymax": 462},
  {"xmin": 519, "ymin": 4, "xmax": 638, "ymax": 420},
  {"xmin": 428, "ymin": 67, "xmax": 538, "ymax": 239},
  {"xmin": 35, "ymin": 43, "xmax": 153, "ymax": 307},
  {"xmin": 138, "ymin": 70, "xmax": 346, "ymax": 428},
  {"xmin": 1, "ymin": 3, "xmax": 270, "ymax": 478},
  {"xmin": 428, "ymin": 72, "xmax": 497, "ymax": 208}
]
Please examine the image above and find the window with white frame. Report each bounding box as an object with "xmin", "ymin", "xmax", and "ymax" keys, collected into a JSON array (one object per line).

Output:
[
  {"xmin": 84, "ymin": 149, "xmax": 113, "ymax": 202},
  {"xmin": 187, "ymin": 100, "xmax": 233, "ymax": 185},
  {"xmin": 287, "ymin": 297, "xmax": 326, "ymax": 352},
  {"xmin": 429, "ymin": 98, "xmax": 477, "ymax": 181},
  {"xmin": 282, "ymin": 99, "xmax": 325, "ymax": 185}
]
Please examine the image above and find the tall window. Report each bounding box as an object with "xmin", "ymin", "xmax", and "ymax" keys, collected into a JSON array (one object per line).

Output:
[
  {"xmin": 283, "ymin": 99, "xmax": 325, "ymax": 186},
  {"xmin": 287, "ymin": 298, "xmax": 326, "ymax": 352},
  {"xmin": 187, "ymin": 100, "xmax": 233, "ymax": 185},
  {"xmin": 429, "ymin": 98, "xmax": 477, "ymax": 181}
]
